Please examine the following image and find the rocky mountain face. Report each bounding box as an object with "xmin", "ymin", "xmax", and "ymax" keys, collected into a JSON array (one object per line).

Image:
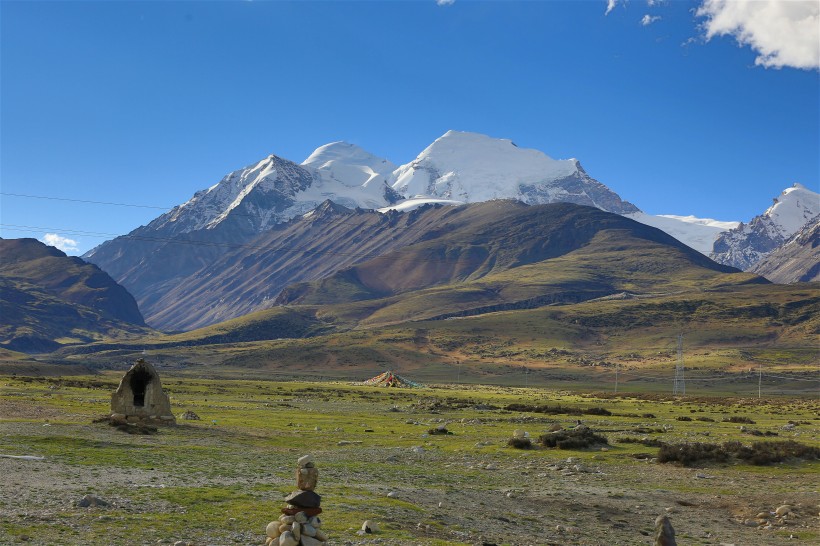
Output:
[
  {"xmin": 751, "ymin": 218, "xmax": 820, "ymax": 283},
  {"xmin": 711, "ymin": 184, "xmax": 819, "ymax": 271},
  {"xmin": 0, "ymin": 238, "xmax": 148, "ymax": 352}
]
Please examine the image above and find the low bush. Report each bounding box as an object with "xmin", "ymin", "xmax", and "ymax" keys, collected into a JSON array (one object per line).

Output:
[
  {"xmin": 583, "ymin": 407, "xmax": 612, "ymax": 416},
  {"xmin": 676, "ymin": 416, "xmax": 692, "ymax": 421},
  {"xmin": 538, "ymin": 427, "xmax": 608, "ymax": 449},
  {"xmin": 657, "ymin": 440, "xmax": 820, "ymax": 466},
  {"xmin": 657, "ymin": 442, "xmax": 730, "ymax": 465},
  {"xmin": 505, "ymin": 403, "xmax": 582, "ymax": 416},
  {"xmin": 723, "ymin": 416, "xmax": 755, "ymax": 424},
  {"xmin": 507, "ymin": 437, "xmax": 533, "ymax": 449},
  {"xmin": 730, "ymin": 440, "xmax": 819, "ymax": 465},
  {"xmin": 618, "ymin": 437, "xmax": 666, "ymax": 448}
]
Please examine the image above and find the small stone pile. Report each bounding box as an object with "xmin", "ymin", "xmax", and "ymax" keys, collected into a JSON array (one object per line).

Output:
[{"xmin": 264, "ymin": 455, "xmax": 328, "ymax": 546}]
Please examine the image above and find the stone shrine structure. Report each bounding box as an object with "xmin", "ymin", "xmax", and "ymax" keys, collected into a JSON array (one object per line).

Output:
[
  {"xmin": 265, "ymin": 455, "xmax": 328, "ymax": 546},
  {"xmin": 110, "ymin": 358, "xmax": 175, "ymax": 425}
]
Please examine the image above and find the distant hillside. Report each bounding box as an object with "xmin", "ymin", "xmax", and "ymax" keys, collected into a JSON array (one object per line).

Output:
[
  {"xmin": 0, "ymin": 238, "xmax": 150, "ymax": 352},
  {"xmin": 276, "ymin": 201, "xmax": 753, "ymax": 326}
]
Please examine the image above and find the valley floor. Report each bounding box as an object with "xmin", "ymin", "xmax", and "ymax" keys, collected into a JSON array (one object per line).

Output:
[{"xmin": 0, "ymin": 375, "xmax": 818, "ymax": 545}]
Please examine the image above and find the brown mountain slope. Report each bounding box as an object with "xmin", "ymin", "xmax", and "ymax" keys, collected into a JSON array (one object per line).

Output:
[
  {"xmin": 276, "ymin": 202, "xmax": 748, "ymax": 310},
  {"xmin": 0, "ymin": 238, "xmax": 150, "ymax": 352}
]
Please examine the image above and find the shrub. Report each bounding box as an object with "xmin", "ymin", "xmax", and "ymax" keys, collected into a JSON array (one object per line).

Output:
[
  {"xmin": 657, "ymin": 442, "xmax": 730, "ymax": 466},
  {"xmin": 505, "ymin": 403, "xmax": 582, "ymax": 416},
  {"xmin": 583, "ymin": 407, "xmax": 612, "ymax": 416},
  {"xmin": 507, "ymin": 437, "xmax": 533, "ymax": 449},
  {"xmin": 657, "ymin": 440, "xmax": 820, "ymax": 466},
  {"xmin": 538, "ymin": 427, "xmax": 608, "ymax": 450},
  {"xmin": 696, "ymin": 416, "xmax": 715, "ymax": 422},
  {"xmin": 676, "ymin": 416, "xmax": 692, "ymax": 421},
  {"xmin": 731, "ymin": 440, "xmax": 820, "ymax": 465},
  {"xmin": 618, "ymin": 437, "xmax": 666, "ymax": 448},
  {"xmin": 723, "ymin": 416, "xmax": 755, "ymax": 424},
  {"xmin": 428, "ymin": 426, "xmax": 451, "ymax": 435}
]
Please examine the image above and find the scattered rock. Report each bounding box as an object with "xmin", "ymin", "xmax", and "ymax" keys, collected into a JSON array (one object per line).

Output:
[
  {"xmin": 775, "ymin": 505, "xmax": 792, "ymax": 517},
  {"xmin": 76, "ymin": 495, "xmax": 109, "ymax": 508},
  {"xmin": 180, "ymin": 410, "xmax": 200, "ymax": 420},
  {"xmin": 361, "ymin": 520, "xmax": 379, "ymax": 533},
  {"xmin": 654, "ymin": 514, "xmax": 676, "ymax": 546}
]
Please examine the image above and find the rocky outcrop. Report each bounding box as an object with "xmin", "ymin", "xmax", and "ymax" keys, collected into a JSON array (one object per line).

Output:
[{"xmin": 752, "ymin": 219, "xmax": 819, "ymax": 283}]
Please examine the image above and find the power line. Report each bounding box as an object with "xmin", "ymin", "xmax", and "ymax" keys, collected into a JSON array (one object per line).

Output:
[{"xmin": 0, "ymin": 192, "xmax": 174, "ymax": 210}]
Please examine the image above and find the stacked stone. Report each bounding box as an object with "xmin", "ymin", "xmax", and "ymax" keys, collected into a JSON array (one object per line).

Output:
[{"xmin": 265, "ymin": 455, "xmax": 328, "ymax": 546}]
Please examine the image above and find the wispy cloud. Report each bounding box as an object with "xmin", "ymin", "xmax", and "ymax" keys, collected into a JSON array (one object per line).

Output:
[
  {"xmin": 436, "ymin": 0, "xmax": 455, "ymax": 6},
  {"xmin": 696, "ymin": 0, "xmax": 819, "ymax": 70},
  {"xmin": 605, "ymin": 0, "xmax": 618, "ymax": 16},
  {"xmin": 42, "ymin": 233, "xmax": 79, "ymax": 253},
  {"xmin": 641, "ymin": 14, "xmax": 661, "ymax": 26}
]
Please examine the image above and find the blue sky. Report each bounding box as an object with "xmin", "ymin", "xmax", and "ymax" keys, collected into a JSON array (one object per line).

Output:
[{"xmin": 1, "ymin": 0, "xmax": 818, "ymax": 255}]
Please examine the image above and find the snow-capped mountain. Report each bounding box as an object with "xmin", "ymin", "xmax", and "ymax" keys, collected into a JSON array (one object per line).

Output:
[
  {"xmin": 121, "ymin": 145, "xmax": 400, "ymax": 241},
  {"xmin": 711, "ymin": 184, "xmax": 820, "ymax": 270},
  {"xmin": 390, "ymin": 130, "xmax": 639, "ymax": 214}
]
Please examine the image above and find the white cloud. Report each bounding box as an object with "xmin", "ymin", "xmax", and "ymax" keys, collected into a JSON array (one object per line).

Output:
[
  {"xmin": 605, "ymin": 0, "xmax": 618, "ymax": 16},
  {"xmin": 436, "ymin": 0, "xmax": 455, "ymax": 6},
  {"xmin": 42, "ymin": 233, "xmax": 79, "ymax": 253},
  {"xmin": 696, "ymin": 0, "xmax": 820, "ymax": 70},
  {"xmin": 641, "ymin": 14, "xmax": 661, "ymax": 26}
]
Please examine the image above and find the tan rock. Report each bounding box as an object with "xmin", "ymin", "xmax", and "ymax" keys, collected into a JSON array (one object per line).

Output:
[
  {"xmin": 313, "ymin": 529, "xmax": 328, "ymax": 541},
  {"xmin": 362, "ymin": 520, "xmax": 379, "ymax": 533},
  {"xmin": 297, "ymin": 466, "xmax": 319, "ymax": 491},
  {"xmin": 266, "ymin": 521, "xmax": 281, "ymax": 538},
  {"xmin": 775, "ymin": 505, "xmax": 791, "ymax": 517}
]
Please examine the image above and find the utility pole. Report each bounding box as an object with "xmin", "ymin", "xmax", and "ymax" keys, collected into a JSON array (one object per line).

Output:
[{"xmin": 673, "ymin": 334, "xmax": 685, "ymax": 396}]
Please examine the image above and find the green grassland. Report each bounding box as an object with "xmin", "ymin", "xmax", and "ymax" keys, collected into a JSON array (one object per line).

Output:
[{"xmin": 1, "ymin": 375, "xmax": 818, "ymax": 545}]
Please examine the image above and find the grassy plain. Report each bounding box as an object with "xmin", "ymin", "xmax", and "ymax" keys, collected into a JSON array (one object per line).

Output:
[{"xmin": 1, "ymin": 374, "xmax": 818, "ymax": 545}]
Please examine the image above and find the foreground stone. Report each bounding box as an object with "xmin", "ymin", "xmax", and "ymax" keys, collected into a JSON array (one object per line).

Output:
[{"xmin": 264, "ymin": 456, "xmax": 328, "ymax": 546}]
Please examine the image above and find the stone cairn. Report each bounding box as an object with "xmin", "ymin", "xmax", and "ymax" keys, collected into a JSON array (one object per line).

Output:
[{"xmin": 265, "ymin": 455, "xmax": 328, "ymax": 546}]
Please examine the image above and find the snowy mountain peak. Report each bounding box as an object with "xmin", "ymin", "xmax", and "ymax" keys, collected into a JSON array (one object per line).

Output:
[
  {"xmin": 302, "ymin": 141, "xmax": 396, "ymax": 189},
  {"xmin": 711, "ymin": 183, "xmax": 820, "ymax": 271},
  {"xmin": 763, "ymin": 183, "xmax": 820, "ymax": 237},
  {"xmin": 390, "ymin": 130, "xmax": 637, "ymax": 214}
]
